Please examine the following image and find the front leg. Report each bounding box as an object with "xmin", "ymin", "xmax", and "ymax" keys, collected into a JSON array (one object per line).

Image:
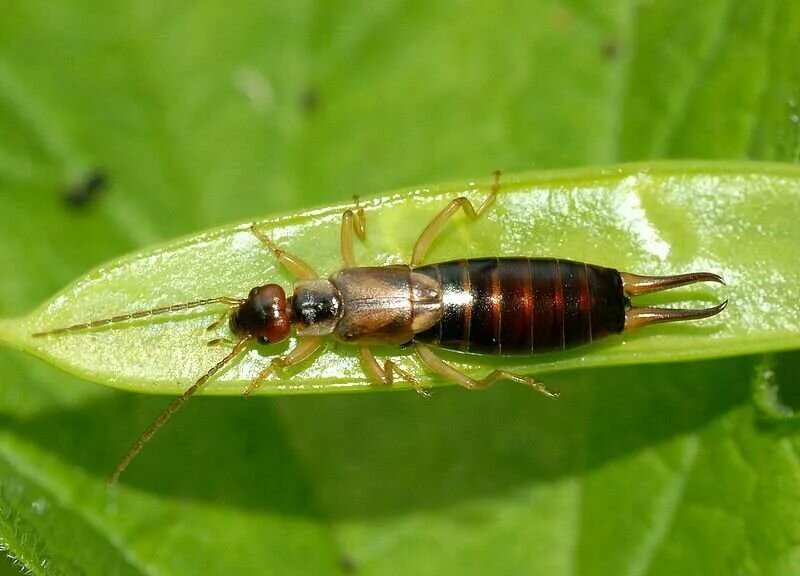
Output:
[
  {"xmin": 250, "ymin": 223, "xmax": 318, "ymax": 280},
  {"xmin": 242, "ymin": 336, "xmax": 325, "ymax": 395},
  {"xmin": 411, "ymin": 170, "xmax": 501, "ymax": 266}
]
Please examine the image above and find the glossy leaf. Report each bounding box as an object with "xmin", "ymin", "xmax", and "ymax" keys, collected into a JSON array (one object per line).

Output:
[{"xmin": 1, "ymin": 162, "xmax": 797, "ymax": 395}]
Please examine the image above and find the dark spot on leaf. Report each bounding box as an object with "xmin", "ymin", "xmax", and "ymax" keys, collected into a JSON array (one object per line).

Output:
[
  {"xmin": 339, "ymin": 555, "xmax": 358, "ymax": 573},
  {"xmin": 601, "ymin": 39, "xmax": 620, "ymax": 60},
  {"xmin": 298, "ymin": 87, "xmax": 320, "ymax": 114},
  {"xmin": 63, "ymin": 169, "xmax": 108, "ymax": 210}
]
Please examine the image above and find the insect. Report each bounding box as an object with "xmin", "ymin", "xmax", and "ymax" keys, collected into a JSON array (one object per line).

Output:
[{"xmin": 34, "ymin": 172, "xmax": 727, "ymax": 482}]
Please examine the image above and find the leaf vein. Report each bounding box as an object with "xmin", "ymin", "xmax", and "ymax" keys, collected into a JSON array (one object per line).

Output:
[
  {"xmin": 0, "ymin": 443, "xmax": 153, "ymax": 576},
  {"xmin": 624, "ymin": 435, "xmax": 700, "ymax": 576}
]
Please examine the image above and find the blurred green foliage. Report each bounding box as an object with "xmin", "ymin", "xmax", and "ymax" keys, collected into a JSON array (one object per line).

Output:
[{"xmin": 0, "ymin": 1, "xmax": 799, "ymax": 575}]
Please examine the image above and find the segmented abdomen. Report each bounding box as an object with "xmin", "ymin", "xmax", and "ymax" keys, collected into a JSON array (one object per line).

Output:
[{"xmin": 414, "ymin": 258, "xmax": 626, "ymax": 354}]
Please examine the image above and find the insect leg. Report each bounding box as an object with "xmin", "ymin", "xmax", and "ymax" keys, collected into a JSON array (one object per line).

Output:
[
  {"xmin": 108, "ymin": 338, "xmax": 251, "ymax": 484},
  {"xmin": 411, "ymin": 170, "xmax": 501, "ymax": 266},
  {"xmin": 205, "ymin": 309, "xmax": 231, "ymax": 331},
  {"xmin": 242, "ymin": 336, "xmax": 325, "ymax": 396},
  {"xmin": 415, "ymin": 344, "xmax": 557, "ymax": 397},
  {"xmin": 340, "ymin": 199, "xmax": 367, "ymax": 267},
  {"xmin": 359, "ymin": 347, "xmax": 430, "ymax": 397},
  {"xmin": 250, "ymin": 223, "xmax": 318, "ymax": 280}
]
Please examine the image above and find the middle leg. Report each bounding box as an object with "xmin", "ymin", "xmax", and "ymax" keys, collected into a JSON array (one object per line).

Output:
[
  {"xmin": 242, "ymin": 336, "xmax": 325, "ymax": 395},
  {"xmin": 360, "ymin": 347, "xmax": 430, "ymax": 397}
]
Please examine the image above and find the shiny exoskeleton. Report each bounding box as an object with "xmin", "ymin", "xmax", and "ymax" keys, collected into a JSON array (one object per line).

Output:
[
  {"xmin": 289, "ymin": 259, "xmax": 625, "ymax": 352},
  {"xmin": 414, "ymin": 258, "xmax": 624, "ymax": 353},
  {"xmin": 33, "ymin": 171, "xmax": 727, "ymax": 483},
  {"xmin": 264, "ymin": 257, "xmax": 723, "ymax": 355}
]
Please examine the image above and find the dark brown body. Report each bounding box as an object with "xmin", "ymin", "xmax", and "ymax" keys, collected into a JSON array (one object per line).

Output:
[
  {"xmin": 291, "ymin": 258, "xmax": 628, "ymax": 355},
  {"xmin": 414, "ymin": 258, "xmax": 626, "ymax": 354}
]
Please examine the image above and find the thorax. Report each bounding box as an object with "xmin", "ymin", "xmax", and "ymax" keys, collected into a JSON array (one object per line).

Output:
[{"xmin": 291, "ymin": 266, "xmax": 442, "ymax": 345}]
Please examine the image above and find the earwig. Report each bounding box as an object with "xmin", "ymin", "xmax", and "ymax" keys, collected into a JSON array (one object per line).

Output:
[{"xmin": 33, "ymin": 172, "xmax": 727, "ymax": 483}]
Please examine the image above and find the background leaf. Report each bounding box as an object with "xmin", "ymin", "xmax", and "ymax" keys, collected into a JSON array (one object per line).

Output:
[{"xmin": 1, "ymin": 1, "xmax": 799, "ymax": 575}]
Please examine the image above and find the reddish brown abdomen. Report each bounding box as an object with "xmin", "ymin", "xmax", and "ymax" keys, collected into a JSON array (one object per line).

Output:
[{"xmin": 413, "ymin": 258, "xmax": 626, "ymax": 354}]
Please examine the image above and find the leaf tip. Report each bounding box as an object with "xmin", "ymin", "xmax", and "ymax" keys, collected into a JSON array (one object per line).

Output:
[{"xmin": 0, "ymin": 316, "xmax": 41, "ymax": 353}]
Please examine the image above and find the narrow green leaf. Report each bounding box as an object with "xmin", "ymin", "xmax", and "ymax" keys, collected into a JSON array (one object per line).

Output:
[{"xmin": 1, "ymin": 161, "xmax": 798, "ymax": 395}]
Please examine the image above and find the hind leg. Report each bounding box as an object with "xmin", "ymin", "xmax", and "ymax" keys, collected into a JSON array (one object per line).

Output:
[{"xmin": 415, "ymin": 344, "xmax": 557, "ymax": 397}]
